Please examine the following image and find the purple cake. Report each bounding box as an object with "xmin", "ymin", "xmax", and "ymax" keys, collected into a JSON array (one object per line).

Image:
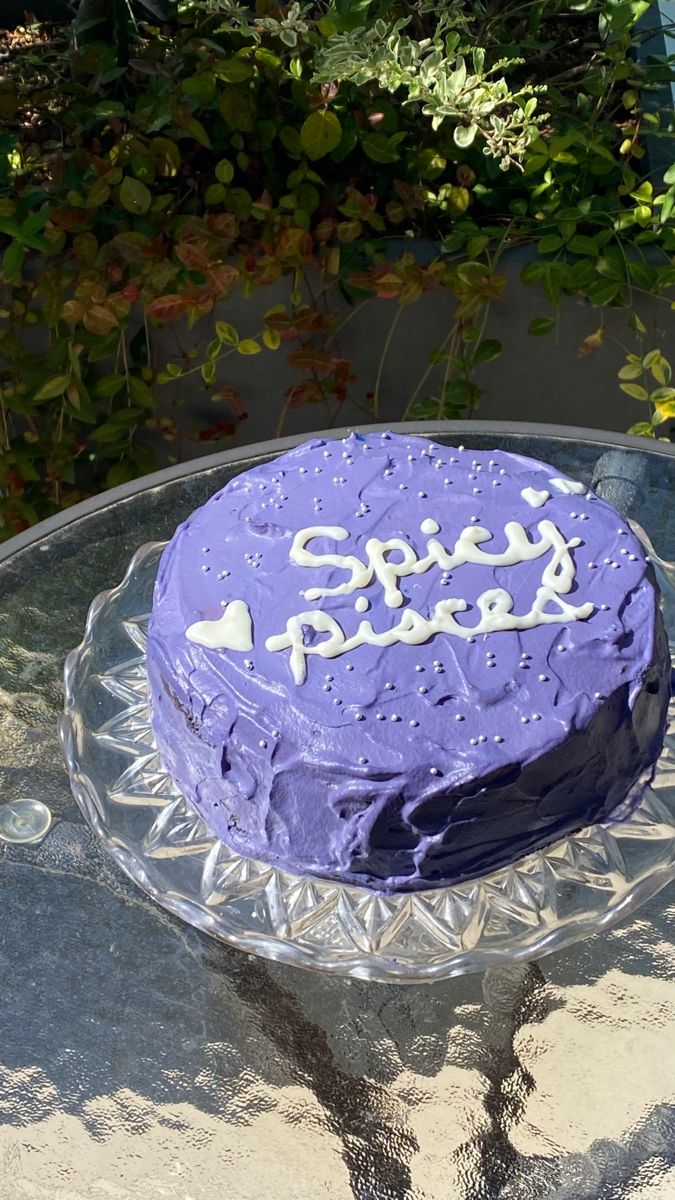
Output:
[{"xmin": 147, "ymin": 432, "xmax": 670, "ymax": 891}]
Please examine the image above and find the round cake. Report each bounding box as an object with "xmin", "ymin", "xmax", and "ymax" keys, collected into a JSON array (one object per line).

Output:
[{"xmin": 147, "ymin": 431, "xmax": 670, "ymax": 891}]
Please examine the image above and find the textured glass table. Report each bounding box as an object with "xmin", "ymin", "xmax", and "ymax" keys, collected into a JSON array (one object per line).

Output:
[{"xmin": 1, "ymin": 421, "xmax": 674, "ymax": 1200}]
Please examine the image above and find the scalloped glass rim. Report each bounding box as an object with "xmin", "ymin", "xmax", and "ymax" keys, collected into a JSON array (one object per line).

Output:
[{"xmin": 58, "ymin": 540, "xmax": 675, "ymax": 983}]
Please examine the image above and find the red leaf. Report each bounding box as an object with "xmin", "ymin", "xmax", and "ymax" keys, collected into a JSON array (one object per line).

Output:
[
  {"xmin": 196, "ymin": 418, "xmax": 236, "ymax": 441},
  {"xmin": 175, "ymin": 238, "xmax": 211, "ymax": 272},
  {"xmin": 285, "ymin": 381, "xmax": 324, "ymax": 408},
  {"xmin": 286, "ymin": 348, "xmax": 336, "ymax": 378},
  {"xmin": 205, "ymin": 213, "xmax": 238, "ymax": 240},
  {"xmin": 147, "ymin": 294, "xmax": 187, "ymax": 322},
  {"xmin": 213, "ymin": 385, "xmax": 246, "ymax": 418},
  {"xmin": 276, "ymin": 228, "xmax": 314, "ymax": 263},
  {"xmin": 204, "ymin": 262, "xmax": 239, "ymax": 293}
]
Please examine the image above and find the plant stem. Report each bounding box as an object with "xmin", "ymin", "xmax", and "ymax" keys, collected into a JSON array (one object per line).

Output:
[
  {"xmin": 275, "ymin": 392, "xmax": 292, "ymax": 439},
  {"xmin": 373, "ymin": 303, "xmax": 405, "ymax": 419},
  {"xmin": 144, "ymin": 313, "xmax": 152, "ymax": 370},
  {"xmin": 0, "ymin": 396, "xmax": 9, "ymax": 451},
  {"xmin": 325, "ymin": 298, "xmax": 371, "ymax": 350},
  {"xmin": 120, "ymin": 330, "xmax": 130, "ymax": 395},
  {"xmin": 436, "ymin": 324, "xmax": 460, "ymax": 420},
  {"xmin": 402, "ymin": 324, "xmax": 456, "ymax": 420}
]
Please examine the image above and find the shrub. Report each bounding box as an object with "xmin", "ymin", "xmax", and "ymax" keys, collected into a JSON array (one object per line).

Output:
[{"xmin": 0, "ymin": 0, "xmax": 673, "ymax": 534}]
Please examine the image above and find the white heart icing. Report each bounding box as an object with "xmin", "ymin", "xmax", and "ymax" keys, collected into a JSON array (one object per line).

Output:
[
  {"xmin": 521, "ymin": 487, "xmax": 550, "ymax": 508},
  {"xmin": 186, "ymin": 600, "xmax": 253, "ymax": 651}
]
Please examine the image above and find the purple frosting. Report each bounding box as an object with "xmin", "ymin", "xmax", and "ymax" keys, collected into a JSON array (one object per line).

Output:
[{"xmin": 147, "ymin": 432, "xmax": 670, "ymax": 891}]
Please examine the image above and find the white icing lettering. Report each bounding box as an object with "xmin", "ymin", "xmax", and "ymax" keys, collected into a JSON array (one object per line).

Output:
[
  {"xmin": 549, "ymin": 477, "xmax": 586, "ymax": 495},
  {"xmin": 291, "ymin": 525, "xmax": 372, "ymax": 601},
  {"xmin": 295, "ymin": 519, "xmax": 581, "ymax": 611},
  {"xmin": 189, "ymin": 519, "xmax": 594, "ymax": 682},
  {"xmin": 521, "ymin": 487, "xmax": 550, "ymax": 508},
  {"xmin": 364, "ymin": 536, "xmax": 419, "ymax": 608},
  {"xmin": 265, "ymin": 584, "xmax": 594, "ymax": 685},
  {"xmin": 186, "ymin": 599, "xmax": 253, "ymax": 651}
]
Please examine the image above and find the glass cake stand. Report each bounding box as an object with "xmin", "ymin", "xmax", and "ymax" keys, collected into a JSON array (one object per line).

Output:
[
  {"xmin": 3, "ymin": 421, "xmax": 675, "ymax": 1199},
  {"xmin": 55, "ymin": 425, "xmax": 675, "ymax": 984}
]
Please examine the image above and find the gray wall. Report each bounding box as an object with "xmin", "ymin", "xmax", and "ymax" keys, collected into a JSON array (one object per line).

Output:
[{"xmin": 153, "ymin": 249, "xmax": 663, "ymax": 463}]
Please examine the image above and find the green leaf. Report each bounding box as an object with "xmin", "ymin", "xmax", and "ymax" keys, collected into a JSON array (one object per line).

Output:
[
  {"xmin": 664, "ymin": 163, "xmax": 675, "ymax": 186},
  {"xmin": 523, "ymin": 154, "xmax": 549, "ymax": 176},
  {"xmin": 86, "ymin": 178, "xmax": 111, "ymax": 209},
  {"xmin": 213, "ymin": 58, "xmax": 254, "ymax": 83},
  {"xmin": 106, "ymin": 461, "xmax": 138, "ymax": 488},
  {"xmin": 181, "ymin": 72, "xmax": 216, "ymax": 104},
  {"xmin": 472, "ymin": 338, "xmax": 502, "ymax": 366},
  {"xmin": 528, "ymin": 317, "xmax": 556, "ymax": 336},
  {"xmin": 650, "ymin": 387, "xmax": 675, "ymax": 403},
  {"xmin": 93, "ymin": 374, "xmax": 127, "ymax": 398},
  {"xmin": 186, "ymin": 118, "xmax": 213, "ymax": 149},
  {"xmin": 128, "ymin": 376, "xmax": 156, "ymax": 408},
  {"xmin": 237, "ymin": 339, "xmax": 262, "ymax": 355},
  {"xmin": 201, "ymin": 360, "xmax": 216, "ymax": 384},
  {"xmin": 2, "ymin": 241, "xmax": 24, "ymax": 280},
  {"xmin": 417, "ymin": 150, "xmax": 446, "ymax": 180},
  {"xmin": 94, "ymin": 100, "xmax": 126, "ymax": 118},
  {"xmin": 130, "ymin": 154, "xmax": 155, "ymax": 186},
  {"xmin": 119, "ymin": 176, "xmax": 152, "ymax": 216},
  {"xmin": 0, "ymin": 218, "xmax": 20, "ymax": 240},
  {"xmin": 215, "ymin": 159, "xmax": 235, "ymax": 185},
  {"xmin": 295, "ymin": 182, "xmax": 320, "ymax": 214},
  {"xmin": 659, "ymin": 193, "xmax": 674, "ymax": 225},
  {"xmin": 595, "ymin": 255, "xmax": 625, "ymax": 281},
  {"xmin": 537, "ymin": 235, "xmax": 564, "ymax": 254},
  {"xmin": 215, "ymin": 321, "xmax": 238, "ymax": 345},
  {"xmin": 92, "ymin": 424, "xmax": 130, "ymax": 444},
  {"xmin": 653, "ymin": 402, "xmax": 675, "ymax": 424},
  {"xmin": 362, "ymin": 133, "xmax": 400, "ymax": 164},
  {"xmin": 521, "ymin": 261, "xmax": 547, "ymax": 285},
  {"xmin": 33, "ymin": 375, "xmax": 69, "ymax": 402},
  {"xmin": 619, "ymin": 383, "xmax": 650, "ymax": 401},
  {"xmin": 568, "ymin": 235, "xmax": 599, "ymax": 256},
  {"xmin": 454, "ymin": 123, "xmax": 478, "ymax": 149},
  {"xmin": 300, "ymin": 109, "xmax": 342, "ymax": 161},
  {"xmin": 219, "ymin": 89, "xmax": 256, "ymax": 133},
  {"xmin": 587, "ymin": 278, "xmax": 621, "ymax": 306},
  {"xmin": 205, "ymin": 183, "xmax": 226, "ymax": 206},
  {"xmin": 617, "ymin": 363, "xmax": 643, "ymax": 381},
  {"xmin": 279, "ymin": 126, "xmax": 302, "ymax": 157},
  {"xmin": 651, "ymin": 358, "xmax": 672, "ymax": 385},
  {"xmin": 627, "ymin": 421, "xmax": 655, "ymax": 437},
  {"xmin": 467, "ymin": 235, "xmax": 490, "ymax": 259}
]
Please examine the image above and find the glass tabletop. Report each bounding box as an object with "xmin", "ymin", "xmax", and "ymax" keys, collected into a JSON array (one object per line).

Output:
[{"xmin": 1, "ymin": 421, "xmax": 674, "ymax": 1200}]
